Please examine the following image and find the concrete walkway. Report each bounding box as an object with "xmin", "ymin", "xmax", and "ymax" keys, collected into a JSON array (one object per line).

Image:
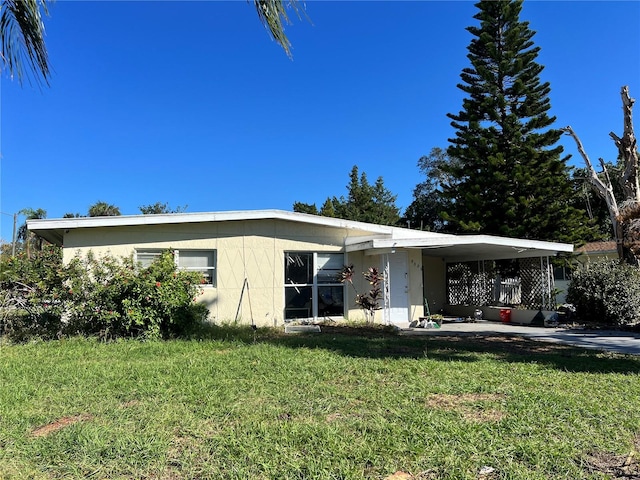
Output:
[{"xmin": 399, "ymin": 320, "xmax": 640, "ymax": 356}]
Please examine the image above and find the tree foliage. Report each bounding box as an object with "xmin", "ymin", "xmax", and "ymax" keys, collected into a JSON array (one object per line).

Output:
[
  {"xmin": 338, "ymin": 264, "xmax": 383, "ymax": 324},
  {"xmin": 403, "ymin": 147, "xmax": 455, "ymax": 231},
  {"xmin": 252, "ymin": 0, "xmax": 307, "ymax": 58},
  {"xmin": 1, "ymin": 0, "xmax": 307, "ymax": 87},
  {"xmin": 16, "ymin": 207, "xmax": 46, "ymax": 257},
  {"xmin": 0, "ymin": 0, "xmax": 50, "ymax": 85},
  {"xmin": 294, "ymin": 166, "xmax": 400, "ymax": 225},
  {"xmin": 441, "ymin": 0, "xmax": 595, "ymax": 244},
  {"xmin": 291, "ymin": 202, "xmax": 318, "ymax": 215},
  {"xmin": 88, "ymin": 201, "xmax": 121, "ymax": 217},
  {"xmin": 139, "ymin": 202, "xmax": 187, "ymax": 215},
  {"xmin": 570, "ymin": 162, "xmax": 626, "ymax": 241}
]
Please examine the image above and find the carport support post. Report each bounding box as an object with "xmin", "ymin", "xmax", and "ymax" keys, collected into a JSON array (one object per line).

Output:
[{"xmin": 540, "ymin": 256, "xmax": 552, "ymax": 310}]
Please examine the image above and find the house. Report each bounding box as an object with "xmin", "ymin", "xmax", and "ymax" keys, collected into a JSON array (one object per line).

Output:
[
  {"xmin": 554, "ymin": 241, "xmax": 617, "ymax": 304},
  {"xmin": 28, "ymin": 210, "xmax": 573, "ymax": 327},
  {"xmin": 575, "ymin": 240, "xmax": 617, "ymax": 261}
]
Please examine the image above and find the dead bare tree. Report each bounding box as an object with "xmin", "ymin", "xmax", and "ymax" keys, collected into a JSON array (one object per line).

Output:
[{"xmin": 562, "ymin": 86, "xmax": 640, "ymax": 265}]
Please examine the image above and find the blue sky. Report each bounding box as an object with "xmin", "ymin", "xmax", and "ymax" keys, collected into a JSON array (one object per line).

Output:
[{"xmin": 1, "ymin": 0, "xmax": 639, "ymax": 241}]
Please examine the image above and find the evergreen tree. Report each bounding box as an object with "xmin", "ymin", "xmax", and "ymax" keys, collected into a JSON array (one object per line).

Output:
[
  {"xmin": 319, "ymin": 199, "xmax": 336, "ymax": 217},
  {"xmin": 330, "ymin": 166, "xmax": 400, "ymax": 225},
  {"xmin": 292, "ymin": 202, "xmax": 319, "ymax": 215},
  {"xmin": 442, "ymin": 0, "xmax": 595, "ymax": 243},
  {"xmin": 293, "ymin": 166, "xmax": 400, "ymax": 225}
]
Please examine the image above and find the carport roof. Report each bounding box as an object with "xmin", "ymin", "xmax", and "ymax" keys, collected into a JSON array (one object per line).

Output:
[{"xmin": 345, "ymin": 234, "xmax": 573, "ymax": 261}]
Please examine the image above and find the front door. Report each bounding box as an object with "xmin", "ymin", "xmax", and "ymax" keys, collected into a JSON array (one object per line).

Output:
[{"xmin": 386, "ymin": 252, "xmax": 409, "ymax": 325}]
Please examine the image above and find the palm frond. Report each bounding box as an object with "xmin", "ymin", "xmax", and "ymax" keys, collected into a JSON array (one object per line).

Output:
[
  {"xmin": 252, "ymin": 0, "xmax": 306, "ymax": 58},
  {"xmin": 0, "ymin": 0, "xmax": 50, "ymax": 85}
]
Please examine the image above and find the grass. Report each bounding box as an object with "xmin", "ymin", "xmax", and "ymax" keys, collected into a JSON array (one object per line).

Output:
[{"xmin": 1, "ymin": 325, "xmax": 639, "ymax": 479}]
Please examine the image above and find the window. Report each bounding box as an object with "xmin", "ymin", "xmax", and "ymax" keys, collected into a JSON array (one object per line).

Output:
[
  {"xmin": 136, "ymin": 249, "xmax": 216, "ymax": 286},
  {"xmin": 284, "ymin": 252, "xmax": 344, "ymax": 321},
  {"xmin": 553, "ymin": 265, "xmax": 571, "ymax": 281},
  {"xmin": 136, "ymin": 250, "xmax": 163, "ymax": 268},
  {"xmin": 178, "ymin": 250, "xmax": 216, "ymax": 286}
]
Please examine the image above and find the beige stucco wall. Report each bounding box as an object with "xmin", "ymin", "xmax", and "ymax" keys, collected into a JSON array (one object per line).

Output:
[
  {"xmin": 343, "ymin": 249, "xmax": 425, "ymax": 324},
  {"xmin": 406, "ymin": 249, "xmax": 425, "ymax": 322},
  {"xmin": 62, "ymin": 218, "xmax": 390, "ymax": 327}
]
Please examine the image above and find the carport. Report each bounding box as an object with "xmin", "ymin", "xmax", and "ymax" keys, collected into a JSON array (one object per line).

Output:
[{"xmin": 346, "ymin": 233, "xmax": 574, "ymax": 325}]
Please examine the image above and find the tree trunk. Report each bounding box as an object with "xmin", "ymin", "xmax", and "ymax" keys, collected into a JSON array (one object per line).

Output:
[
  {"xmin": 611, "ymin": 86, "xmax": 640, "ymax": 204},
  {"xmin": 563, "ymin": 86, "xmax": 640, "ymax": 265}
]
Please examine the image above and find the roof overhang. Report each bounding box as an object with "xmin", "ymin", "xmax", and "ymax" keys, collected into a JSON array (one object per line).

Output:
[
  {"xmin": 346, "ymin": 234, "xmax": 573, "ymax": 261},
  {"xmin": 27, "ymin": 209, "xmax": 396, "ymax": 246},
  {"xmin": 28, "ymin": 209, "xmax": 574, "ymax": 261}
]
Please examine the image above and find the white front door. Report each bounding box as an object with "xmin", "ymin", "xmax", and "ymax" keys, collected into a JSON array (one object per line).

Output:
[{"xmin": 385, "ymin": 252, "xmax": 409, "ymax": 325}]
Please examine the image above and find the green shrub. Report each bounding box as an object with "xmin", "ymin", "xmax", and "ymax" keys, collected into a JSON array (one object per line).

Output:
[
  {"xmin": 567, "ymin": 260, "xmax": 640, "ymax": 326},
  {"xmin": 65, "ymin": 250, "xmax": 206, "ymax": 339},
  {"xmin": 1, "ymin": 248, "xmax": 208, "ymax": 341},
  {"xmin": 0, "ymin": 246, "xmax": 66, "ymax": 341}
]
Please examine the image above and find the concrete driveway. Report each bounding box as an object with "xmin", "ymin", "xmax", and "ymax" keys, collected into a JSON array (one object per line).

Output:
[{"xmin": 399, "ymin": 321, "xmax": 640, "ymax": 356}]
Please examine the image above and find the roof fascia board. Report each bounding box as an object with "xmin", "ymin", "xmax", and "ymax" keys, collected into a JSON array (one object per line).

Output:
[
  {"xmin": 445, "ymin": 252, "xmax": 560, "ymax": 262},
  {"xmin": 27, "ymin": 210, "xmax": 395, "ymax": 235},
  {"xmin": 368, "ymin": 235, "xmax": 573, "ymax": 253},
  {"xmin": 345, "ymin": 240, "xmax": 375, "ymax": 252},
  {"xmin": 344, "ymin": 235, "xmax": 389, "ymax": 246}
]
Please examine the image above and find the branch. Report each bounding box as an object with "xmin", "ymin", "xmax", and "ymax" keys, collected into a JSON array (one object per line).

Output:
[
  {"xmin": 561, "ymin": 126, "xmax": 618, "ymax": 213},
  {"xmin": 610, "ymin": 86, "xmax": 640, "ymax": 203}
]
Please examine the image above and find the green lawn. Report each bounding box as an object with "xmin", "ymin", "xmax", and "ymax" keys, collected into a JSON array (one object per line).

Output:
[{"xmin": 1, "ymin": 325, "xmax": 639, "ymax": 479}]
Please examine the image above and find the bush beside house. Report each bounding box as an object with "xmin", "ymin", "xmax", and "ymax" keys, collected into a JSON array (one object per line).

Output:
[
  {"xmin": 1, "ymin": 247, "xmax": 207, "ymax": 342},
  {"xmin": 567, "ymin": 260, "xmax": 640, "ymax": 326}
]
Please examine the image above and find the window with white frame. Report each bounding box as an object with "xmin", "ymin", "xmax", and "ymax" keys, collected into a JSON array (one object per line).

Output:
[
  {"xmin": 284, "ymin": 252, "xmax": 344, "ymax": 321},
  {"xmin": 136, "ymin": 249, "xmax": 216, "ymax": 286}
]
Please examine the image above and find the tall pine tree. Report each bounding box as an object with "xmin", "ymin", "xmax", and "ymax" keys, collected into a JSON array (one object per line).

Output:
[{"xmin": 442, "ymin": 0, "xmax": 595, "ymax": 243}]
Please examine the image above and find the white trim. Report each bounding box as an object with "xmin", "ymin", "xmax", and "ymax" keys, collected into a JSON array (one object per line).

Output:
[
  {"xmin": 345, "ymin": 234, "xmax": 573, "ymax": 260},
  {"xmin": 284, "ymin": 251, "xmax": 345, "ymax": 321},
  {"xmin": 27, "ymin": 210, "xmax": 398, "ymax": 246},
  {"xmin": 346, "ymin": 235, "xmax": 572, "ymax": 253},
  {"xmin": 135, "ymin": 248, "xmax": 217, "ymax": 287},
  {"xmin": 28, "ymin": 209, "xmax": 394, "ymax": 235}
]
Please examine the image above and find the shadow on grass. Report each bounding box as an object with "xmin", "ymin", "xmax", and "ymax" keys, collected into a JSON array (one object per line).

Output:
[{"xmin": 189, "ymin": 323, "xmax": 640, "ymax": 374}]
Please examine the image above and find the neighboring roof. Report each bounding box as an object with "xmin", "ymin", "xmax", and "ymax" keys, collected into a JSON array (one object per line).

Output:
[
  {"xmin": 28, "ymin": 209, "xmax": 573, "ymax": 261},
  {"xmin": 575, "ymin": 241, "xmax": 617, "ymax": 254}
]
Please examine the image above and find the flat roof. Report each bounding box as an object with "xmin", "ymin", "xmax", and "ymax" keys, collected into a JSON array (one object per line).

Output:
[
  {"xmin": 28, "ymin": 209, "xmax": 573, "ymax": 260},
  {"xmin": 28, "ymin": 209, "xmax": 446, "ymax": 245},
  {"xmin": 346, "ymin": 234, "xmax": 573, "ymax": 261}
]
